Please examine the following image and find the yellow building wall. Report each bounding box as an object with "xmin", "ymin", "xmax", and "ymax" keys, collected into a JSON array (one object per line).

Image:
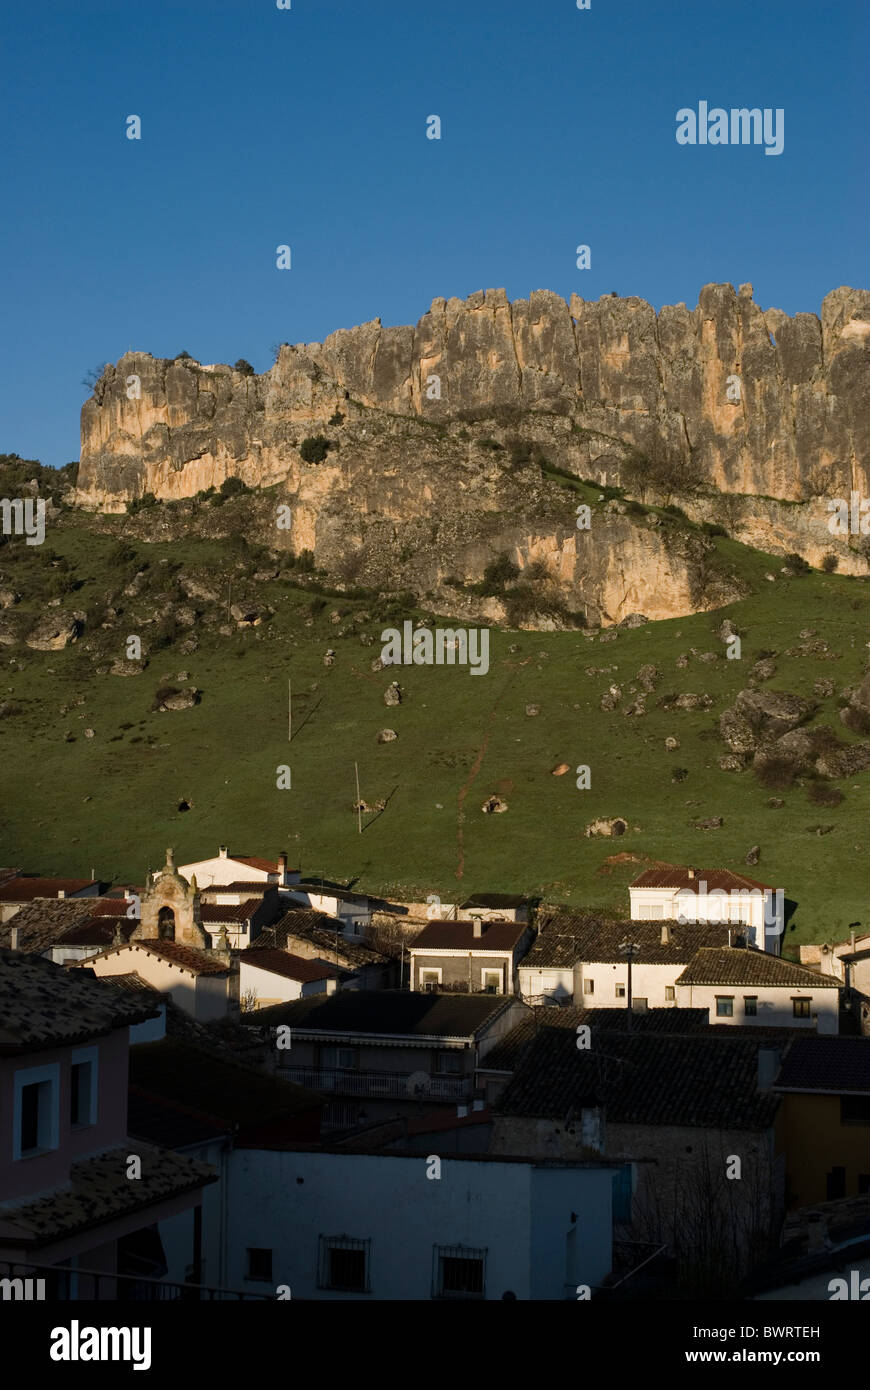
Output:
[{"xmin": 780, "ymin": 1094, "xmax": 870, "ymax": 1208}]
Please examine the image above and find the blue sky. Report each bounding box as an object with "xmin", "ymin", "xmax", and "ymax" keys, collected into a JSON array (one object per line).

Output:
[{"xmin": 0, "ymin": 0, "xmax": 866, "ymax": 468}]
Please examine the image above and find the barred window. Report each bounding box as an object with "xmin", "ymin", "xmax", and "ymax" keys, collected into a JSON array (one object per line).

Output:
[
  {"xmin": 318, "ymin": 1235, "xmax": 370, "ymax": 1293},
  {"xmin": 432, "ymin": 1244, "xmax": 486, "ymax": 1299}
]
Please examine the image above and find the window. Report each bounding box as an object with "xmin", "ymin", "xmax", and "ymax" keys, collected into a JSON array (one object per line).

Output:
[
  {"xmin": 715, "ymin": 996, "xmax": 734, "ymax": 1018},
  {"xmin": 638, "ymin": 903, "xmax": 663, "ymax": 920},
  {"xmin": 841, "ymin": 1097, "xmax": 870, "ymax": 1126},
  {"xmin": 433, "ymin": 1244, "xmax": 486, "ymax": 1299},
  {"xmin": 318, "ymin": 1236, "xmax": 370, "ymax": 1292},
  {"xmin": 615, "ymin": 984, "xmax": 626, "ymax": 999},
  {"xmin": 482, "ymin": 969, "xmax": 502, "ymax": 994},
  {"xmin": 583, "ymin": 979, "xmax": 594, "ymax": 995},
  {"xmin": 420, "ymin": 968, "xmax": 441, "ymax": 992},
  {"xmin": 70, "ymin": 1047, "xmax": 98, "ymax": 1128},
  {"xmin": 664, "ymin": 986, "xmax": 675, "ymax": 1002},
  {"xmin": 743, "ymin": 996, "xmax": 758, "ymax": 1017},
  {"xmin": 435, "ymin": 1051, "xmax": 462, "ymax": 1074},
  {"xmin": 792, "ymin": 998, "xmax": 811, "ymax": 1019},
  {"xmin": 322, "ymin": 1046, "xmax": 358, "ymax": 1070},
  {"xmin": 612, "ymin": 1165, "xmax": 633, "ymax": 1222},
  {"xmin": 14, "ymin": 1064, "xmax": 59, "ymax": 1159},
  {"xmin": 246, "ymin": 1248, "xmax": 272, "ymax": 1282}
]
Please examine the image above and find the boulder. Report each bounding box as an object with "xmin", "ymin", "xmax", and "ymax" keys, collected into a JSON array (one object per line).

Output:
[
  {"xmin": 110, "ymin": 659, "xmax": 146, "ymax": 676},
  {"xmin": 384, "ymin": 682, "xmax": 402, "ymax": 706},
  {"xmin": 665, "ymin": 736, "xmax": 680, "ymax": 751},
  {"xmin": 481, "ymin": 796, "xmax": 508, "ymax": 814},
  {"xmin": 157, "ymin": 687, "xmax": 200, "ymax": 712},
  {"xmin": 377, "ymin": 728, "xmax": 398, "ymax": 743},
  {"xmin": 636, "ymin": 664, "xmax": 660, "ymax": 692},
  {"xmin": 585, "ymin": 817, "xmax": 628, "ymax": 838},
  {"xmin": 25, "ymin": 613, "xmax": 82, "ymax": 650},
  {"xmin": 733, "ymin": 688, "xmax": 814, "ymax": 738},
  {"xmin": 745, "ymin": 845, "xmax": 761, "ymax": 866},
  {"xmin": 525, "ymin": 703, "xmax": 541, "ymax": 717},
  {"xmin": 751, "ymin": 658, "xmax": 777, "ymax": 681}
]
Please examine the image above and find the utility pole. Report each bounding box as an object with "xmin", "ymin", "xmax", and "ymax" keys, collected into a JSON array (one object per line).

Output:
[
  {"xmin": 288, "ymin": 678, "xmax": 292, "ymax": 742},
  {"xmin": 354, "ymin": 763, "xmax": 362, "ymax": 834},
  {"xmin": 618, "ymin": 939, "xmax": 640, "ymax": 1033}
]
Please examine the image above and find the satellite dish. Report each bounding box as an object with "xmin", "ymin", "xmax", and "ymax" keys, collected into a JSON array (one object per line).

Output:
[{"xmin": 406, "ymin": 1071, "xmax": 430, "ymax": 1096}]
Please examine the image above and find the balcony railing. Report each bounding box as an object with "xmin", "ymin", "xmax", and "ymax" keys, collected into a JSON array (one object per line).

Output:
[
  {"xmin": 277, "ymin": 1064, "xmax": 471, "ymax": 1100},
  {"xmin": 0, "ymin": 1259, "xmax": 273, "ymax": 1302}
]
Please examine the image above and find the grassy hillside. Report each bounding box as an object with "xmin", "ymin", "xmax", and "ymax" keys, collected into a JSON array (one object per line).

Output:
[{"xmin": 0, "ymin": 509, "xmax": 868, "ymax": 952}]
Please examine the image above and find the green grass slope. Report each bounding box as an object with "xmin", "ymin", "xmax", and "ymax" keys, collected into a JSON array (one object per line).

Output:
[{"xmin": 0, "ymin": 519, "xmax": 868, "ymax": 952}]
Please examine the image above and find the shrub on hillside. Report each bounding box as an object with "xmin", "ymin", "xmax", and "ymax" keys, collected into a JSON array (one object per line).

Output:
[
  {"xmin": 822, "ymin": 553, "xmax": 839, "ymax": 573},
  {"xmin": 480, "ymin": 552, "xmax": 520, "ymax": 594},
  {"xmin": 299, "ymin": 436, "xmax": 331, "ymax": 464},
  {"xmin": 785, "ymin": 552, "xmax": 811, "ymax": 575},
  {"xmin": 808, "ymin": 782, "xmax": 845, "ymax": 807},
  {"xmin": 234, "ymin": 359, "xmax": 255, "ymax": 376},
  {"xmin": 126, "ymin": 492, "xmax": 158, "ymax": 515},
  {"xmin": 219, "ymin": 476, "xmax": 248, "ymax": 498}
]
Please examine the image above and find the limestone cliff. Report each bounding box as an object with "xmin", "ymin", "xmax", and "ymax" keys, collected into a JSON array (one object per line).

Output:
[{"xmin": 74, "ymin": 282, "xmax": 870, "ymax": 618}]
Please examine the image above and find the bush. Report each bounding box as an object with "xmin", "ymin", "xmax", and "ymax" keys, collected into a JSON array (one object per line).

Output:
[
  {"xmin": 663, "ymin": 503, "xmax": 688, "ymax": 520},
  {"xmin": 299, "ymin": 435, "xmax": 332, "ymax": 464},
  {"xmin": 107, "ymin": 540, "xmax": 138, "ymax": 569},
  {"xmin": 480, "ymin": 552, "xmax": 520, "ymax": 593},
  {"xmin": 234, "ymin": 359, "xmax": 255, "ymax": 376},
  {"xmin": 808, "ymin": 782, "xmax": 845, "ymax": 807},
  {"xmin": 457, "ymin": 428, "xmax": 470, "ymax": 441},
  {"xmin": 296, "ymin": 550, "xmax": 315, "ymax": 573},
  {"xmin": 477, "ymin": 437, "xmax": 503, "ymax": 452},
  {"xmin": 219, "ymin": 476, "xmax": 248, "ymax": 497},
  {"xmin": 127, "ymin": 492, "xmax": 158, "ymax": 515},
  {"xmin": 328, "ymin": 411, "xmax": 345, "ymax": 426},
  {"xmin": 785, "ymin": 552, "xmax": 811, "ymax": 575},
  {"xmin": 702, "ymin": 521, "xmax": 728, "ymax": 538},
  {"xmin": 756, "ymin": 755, "xmax": 802, "ymax": 790},
  {"xmin": 822, "ymin": 552, "xmax": 839, "ymax": 573},
  {"xmin": 175, "ymin": 351, "xmax": 193, "ymax": 361}
]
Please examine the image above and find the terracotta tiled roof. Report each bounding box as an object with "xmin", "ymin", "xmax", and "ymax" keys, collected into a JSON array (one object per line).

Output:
[
  {"xmin": 0, "ymin": 947, "xmax": 160, "ymax": 1052},
  {"xmin": 59, "ymin": 917, "xmax": 138, "ymax": 947},
  {"xmin": 201, "ymin": 899, "xmax": 261, "ymax": 923},
  {"xmin": 256, "ymin": 911, "xmax": 390, "ymax": 967},
  {"xmin": 461, "ymin": 894, "xmax": 528, "ymax": 910},
  {"xmin": 774, "ymin": 1036, "xmax": 870, "ymax": 1092},
  {"xmin": 256, "ymin": 989, "xmax": 517, "ymax": 1039},
  {"xmin": 243, "ymin": 949, "xmax": 338, "ymax": 983},
  {"xmin": 0, "ymin": 899, "xmax": 97, "ymax": 952},
  {"xmin": 675, "ymin": 947, "xmax": 842, "ymax": 989},
  {"xmin": 234, "ymin": 855, "xmax": 280, "ymax": 873},
  {"xmin": 0, "ymin": 876, "xmax": 99, "ymax": 902},
  {"xmin": 480, "ymin": 1005, "xmax": 711, "ymax": 1071},
  {"xmin": 494, "ymin": 1028, "xmax": 786, "ymax": 1130},
  {"xmin": 77, "ymin": 939, "xmax": 231, "ymax": 977},
  {"xmin": 630, "ymin": 864, "xmax": 776, "ymax": 893},
  {"xmin": 0, "ymin": 1143, "xmax": 216, "ymax": 1246},
  {"xmin": 411, "ymin": 920, "xmax": 527, "ymax": 952},
  {"xmin": 524, "ymin": 908, "xmax": 734, "ymax": 967}
]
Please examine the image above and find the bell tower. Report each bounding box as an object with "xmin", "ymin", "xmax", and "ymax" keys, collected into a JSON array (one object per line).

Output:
[{"xmin": 135, "ymin": 847, "xmax": 208, "ymax": 949}]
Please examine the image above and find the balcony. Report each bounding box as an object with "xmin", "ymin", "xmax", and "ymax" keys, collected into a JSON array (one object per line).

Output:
[{"xmin": 277, "ymin": 1065, "xmax": 471, "ymax": 1100}]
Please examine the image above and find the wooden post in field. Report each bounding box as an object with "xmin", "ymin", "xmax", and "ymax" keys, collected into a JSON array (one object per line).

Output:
[{"xmin": 354, "ymin": 762, "xmax": 362, "ymax": 835}]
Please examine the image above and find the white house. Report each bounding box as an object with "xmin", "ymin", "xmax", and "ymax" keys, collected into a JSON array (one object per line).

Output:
[
  {"xmin": 287, "ymin": 881, "xmax": 373, "ymax": 935},
  {"xmin": 178, "ymin": 846, "xmax": 300, "ymax": 890},
  {"xmin": 221, "ymin": 1148, "xmax": 616, "ymax": 1299},
  {"xmin": 518, "ymin": 909, "xmax": 733, "ymax": 1009},
  {"xmin": 675, "ymin": 946, "xmax": 842, "ymax": 1032},
  {"xmin": 240, "ymin": 949, "xmax": 339, "ymax": 1008},
  {"xmin": 629, "ymin": 864, "xmax": 785, "ymax": 953}
]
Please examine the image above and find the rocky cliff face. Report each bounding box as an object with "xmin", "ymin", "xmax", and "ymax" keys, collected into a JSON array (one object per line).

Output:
[
  {"xmin": 78, "ymin": 282, "xmax": 870, "ymax": 506},
  {"xmin": 74, "ymin": 282, "xmax": 870, "ymax": 620}
]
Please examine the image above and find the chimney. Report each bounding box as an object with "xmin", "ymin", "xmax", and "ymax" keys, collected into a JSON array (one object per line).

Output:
[
  {"xmin": 57, "ymin": 889, "xmax": 66, "ymax": 899},
  {"xmin": 472, "ymin": 918, "xmax": 483, "ymax": 939},
  {"xmin": 687, "ymin": 867, "xmax": 695, "ymax": 880},
  {"xmin": 10, "ymin": 925, "xmax": 19, "ymax": 951},
  {"xmin": 219, "ymin": 846, "xmax": 228, "ymax": 859},
  {"xmin": 660, "ymin": 923, "xmax": 671, "ymax": 945},
  {"xmin": 278, "ymin": 852, "xmax": 287, "ymax": 879},
  {"xmin": 757, "ymin": 1045, "xmax": 781, "ymax": 1092}
]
